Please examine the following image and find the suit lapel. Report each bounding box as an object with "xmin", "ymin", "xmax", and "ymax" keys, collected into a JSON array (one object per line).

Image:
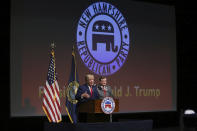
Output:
[{"xmin": 85, "ymin": 84, "xmax": 91, "ymax": 95}]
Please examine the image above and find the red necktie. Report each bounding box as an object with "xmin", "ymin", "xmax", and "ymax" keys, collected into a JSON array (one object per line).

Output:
[
  {"xmin": 104, "ymin": 89, "xmax": 106, "ymax": 97},
  {"xmin": 103, "ymin": 86, "xmax": 106, "ymax": 97},
  {"xmin": 90, "ymin": 87, "xmax": 93, "ymax": 96}
]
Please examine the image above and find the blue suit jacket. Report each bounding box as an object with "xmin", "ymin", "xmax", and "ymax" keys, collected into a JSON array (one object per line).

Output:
[{"xmin": 76, "ymin": 84, "xmax": 99, "ymax": 103}]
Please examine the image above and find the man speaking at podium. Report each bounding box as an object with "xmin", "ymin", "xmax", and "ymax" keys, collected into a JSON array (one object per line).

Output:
[
  {"xmin": 97, "ymin": 76, "xmax": 114, "ymax": 99},
  {"xmin": 76, "ymin": 74, "xmax": 99, "ymax": 103}
]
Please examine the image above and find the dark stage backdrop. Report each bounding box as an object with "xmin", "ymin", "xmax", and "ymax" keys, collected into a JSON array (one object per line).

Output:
[{"xmin": 10, "ymin": 0, "xmax": 176, "ymax": 116}]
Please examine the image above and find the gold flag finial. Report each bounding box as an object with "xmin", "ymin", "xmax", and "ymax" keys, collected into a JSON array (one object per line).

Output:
[
  {"xmin": 72, "ymin": 45, "xmax": 75, "ymax": 56},
  {"xmin": 50, "ymin": 42, "xmax": 56, "ymax": 56},
  {"xmin": 51, "ymin": 42, "xmax": 55, "ymax": 49}
]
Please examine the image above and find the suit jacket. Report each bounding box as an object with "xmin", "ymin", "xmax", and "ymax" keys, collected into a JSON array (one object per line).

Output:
[
  {"xmin": 75, "ymin": 84, "xmax": 99, "ymax": 103},
  {"xmin": 97, "ymin": 85, "xmax": 114, "ymax": 99}
]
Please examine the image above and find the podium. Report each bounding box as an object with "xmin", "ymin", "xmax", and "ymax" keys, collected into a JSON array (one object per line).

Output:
[{"xmin": 78, "ymin": 99, "xmax": 119, "ymax": 122}]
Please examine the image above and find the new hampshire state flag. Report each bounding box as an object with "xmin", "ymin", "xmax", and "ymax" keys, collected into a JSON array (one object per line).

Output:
[{"xmin": 65, "ymin": 46, "xmax": 79, "ymax": 124}]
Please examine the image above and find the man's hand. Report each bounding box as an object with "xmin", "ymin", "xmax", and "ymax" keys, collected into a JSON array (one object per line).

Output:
[{"xmin": 81, "ymin": 91, "xmax": 90, "ymax": 98}]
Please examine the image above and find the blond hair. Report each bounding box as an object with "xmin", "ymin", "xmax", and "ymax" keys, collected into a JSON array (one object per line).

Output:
[{"xmin": 85, "ymin": 74, "xmax": 94, "ymax": 82}]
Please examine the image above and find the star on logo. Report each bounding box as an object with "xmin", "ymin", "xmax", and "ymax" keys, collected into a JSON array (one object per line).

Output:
[
  {"xmin": 95, "ymin": 24, "xmax": 99, "ymax": 30},
  {"xmin": 101, "ymin": 25, "xmax": 105, "ymax": 30},
  {"xmin": 108, "ymin": 25, "xmax": 111, "ymax": 31}
]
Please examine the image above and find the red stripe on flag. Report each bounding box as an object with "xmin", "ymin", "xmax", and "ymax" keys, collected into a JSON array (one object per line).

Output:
[
  {"xmin": 54, "ymin": 82, "xmax": 61, "ymax": 113},
  {"xmin": 43, "ymin": 93, "xmax": 58, "ymax": 122},
  {"xmin": 45, "ymin": 85, "xmax": 60, "ymax": 121},
  {"xmin": 50, "ymin": 84, "xmax": 61, "ymax": 121}
]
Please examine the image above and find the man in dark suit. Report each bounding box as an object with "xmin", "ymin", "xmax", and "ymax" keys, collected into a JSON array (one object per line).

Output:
[
  {"xmin": 75, "ymin": 74, "xmax": 99, "ymax": 103},
  {"xmin": 97, "ymin": 76, "xmax": 114, "ymax": 99}
]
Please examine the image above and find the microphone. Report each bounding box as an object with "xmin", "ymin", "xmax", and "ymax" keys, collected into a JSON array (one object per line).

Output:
[{"xmin": 96, "ymin": 84, "xmax": 102, "ymax": 90}]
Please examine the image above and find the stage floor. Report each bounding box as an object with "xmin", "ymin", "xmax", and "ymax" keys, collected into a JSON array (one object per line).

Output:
[
  {"xmin": 45, "ymin": 120, "xmax": 153, "ymax": 131},
  {"xmin": 153, "ymin": 126, "xmax": 197, "ymax": 131},
  {"xmin": 153, "ymin": 126, "xmax": 179, "ymax": 131}
]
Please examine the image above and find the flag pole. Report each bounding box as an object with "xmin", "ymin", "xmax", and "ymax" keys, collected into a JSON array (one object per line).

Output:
[
  {"xmin": 72, "ymin": 45, "xmax": 77, "ymax": 81},
  {"xmin": 42, "ymin": 43, "xmax": 56, "ymax": 123},
  {"xmin": 51, "ymin": 42, "xmax": 62, "ymax": 123},
  {"xmin": 65, "ymin": 45, "xmax": 76, "ymax": 124},
  {"xmin": 42, "ymin": 42, "xmax": 62, "ymax": 123},
  {"xmin": 42, "ymin": 106, "xmax": 52, "ymax": 122},
  {"xmin": 65, "ymin": 106, "xmax": 74, "ymax": 123},
  {"xmin": 51, "ymin": 42, "xmax": 57, "ymax": 101}
]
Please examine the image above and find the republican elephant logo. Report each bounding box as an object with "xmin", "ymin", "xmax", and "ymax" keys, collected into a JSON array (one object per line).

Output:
[{"xmin": 92, "ymin": 20, "xmax": 118, "ymax": 52}]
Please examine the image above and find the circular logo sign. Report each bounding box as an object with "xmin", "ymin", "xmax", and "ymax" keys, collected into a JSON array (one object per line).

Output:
[
  {"xmin": 101, "ymin": 97, "xmax": 115, "ymax": 114},
  {"xmin": 76, "ymin": 2, "xmax": 130, "ymax": 76}
]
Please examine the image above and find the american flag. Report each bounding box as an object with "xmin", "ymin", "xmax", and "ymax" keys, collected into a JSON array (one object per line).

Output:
[{"xmin": 42, "ymin": 48, "xmax": 62, "ymax": 123}]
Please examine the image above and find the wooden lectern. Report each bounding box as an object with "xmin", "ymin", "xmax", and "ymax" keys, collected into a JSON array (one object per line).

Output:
[{"xmin": 78, "ymin": 99, "xmax": 119, "ymax": 122}]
